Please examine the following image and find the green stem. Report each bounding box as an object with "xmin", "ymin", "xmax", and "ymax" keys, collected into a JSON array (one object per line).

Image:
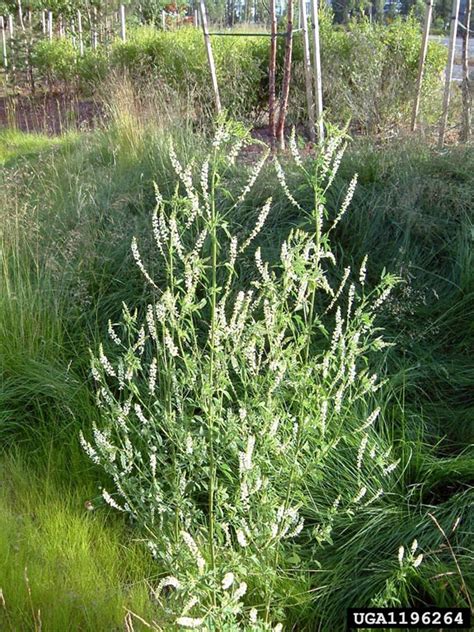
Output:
[{"xmin": 207, "ymin": 160, "xmax": 219, "ymax": 595}]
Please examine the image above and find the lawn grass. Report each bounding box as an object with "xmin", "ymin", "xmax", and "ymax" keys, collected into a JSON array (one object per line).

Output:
[
  {"xmin": 0, "ymin": 124, "xmax": 472, "ymax": 629},
  {"xmin": 0, "ymin": 128, "xmax": 79, "ymax": 166}
]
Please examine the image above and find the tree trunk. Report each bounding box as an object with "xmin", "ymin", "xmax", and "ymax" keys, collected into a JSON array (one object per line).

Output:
[
  {"xmin": 269, "ymin": 0, "xmax": 278, "ymax": 149},
  {"xmin": 461, "ymin": 0, "xmax": 472, "ymax": 141},
  {"xmin": 277, "ymin": 0, "xmax": 294, "ymax": 149}
]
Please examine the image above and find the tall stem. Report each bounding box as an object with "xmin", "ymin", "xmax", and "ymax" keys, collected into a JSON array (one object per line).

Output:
[{"xmin": 207, "ymin": 161, "xmax": 219, "ymax": 593}]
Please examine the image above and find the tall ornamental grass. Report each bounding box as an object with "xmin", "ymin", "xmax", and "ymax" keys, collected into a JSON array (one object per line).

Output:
[{"xmin": 81, "ymin": 123, "xmax": 402, "ymax": 629}]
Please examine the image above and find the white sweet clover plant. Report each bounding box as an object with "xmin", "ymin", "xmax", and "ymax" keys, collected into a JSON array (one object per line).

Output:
[{"xmin": 80, "ymin": 121, "xmax": 400, "ymax": 629}]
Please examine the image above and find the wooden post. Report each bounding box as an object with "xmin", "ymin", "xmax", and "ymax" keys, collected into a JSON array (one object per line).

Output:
[
  {"xmin": 194, "ymin": 9, "xmax": 199, "ymax": 25},
  {"xmin": 460, "ymin": 0, "xmax": 472, "ymax": 140},
  {"xmin": 105, "ymin": 14, "xmax": 109, "ymax": 47},
  {"xmin": 438, "ymin": 0, "xmax": 461, "ymax": 147},
  {"xmin": 41, "ymin": 10, "xmax": 46, "ymax": 35},
  {"xmin": 17, "ymin": 0, "xmax": 25, "ymax": 30},
  {"xmin": 71, "ymin": 18, "xmax": 77, "ymax": 48},
  {"xmin": 8, "ymin": 14, "xmax": 15, "ymax": 82},
  {"xmin": 92, "ymin": 7, "xmax": 98, "ymax": 49},
  {"xmin": 162, "ymin": 10, "xmax": 166, "ymax": 30},
  {"xmin": 77, "ymin": 10, "xmax": 84, "ymax": 56},
  {"xmin": 1, "ymin": 16, "xmax": 8, "ymax": 69},
  {"xmin": 269, "ymin": 0, "xmax": 277, "ymax": 148},
  {"xmin": 411, "ymin": 0, "xmax": 434, "ymax": 131},
  {"xmin": 48, "ymin": 11, "xmax": 53, "ymax": 41},
  {"xmin": 300, "ymin": 0, "xmax": 315, "ymax": 141},
  {"xmin": 310, "ymin": 0, "xmax": 324, "ymax": 142},
  {"xmin": 199, "ymin": 0, "xmax": 221, "ymax": 113},
  {"xmin": 120, "ymin": 4, "xmax": 126, "ymax": 41},
  {"xmin": 277, "ymin": 0, "xmax": 294, "ymax": 149}
]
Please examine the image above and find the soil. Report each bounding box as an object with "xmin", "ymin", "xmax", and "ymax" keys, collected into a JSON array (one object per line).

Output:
[{"xmin": 0, "ymin": 93, "xmax": 102, "ymax": 134}]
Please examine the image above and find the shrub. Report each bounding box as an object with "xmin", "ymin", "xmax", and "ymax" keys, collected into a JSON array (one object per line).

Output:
[
  {"xmin": 110, "ymin": 19, "xmax": 446, "ymax": 130},
  {"xmin": 32, "ymin": 38, "xmax": 78, "ymax": 89},
  {"xmin": 77, "ymin": 48, "xmax": 109, "ymax": 95},
  {"xmin": 315, "ymin": 17, "xmax": 446, "ymax": 132},
  {"xmin": 111, "ymin": 26, "xmax": 268, "ymax": 121},
  {"xmin": 29, "ymin": 19, "xmax": 446, "ymax": 131},
  {"xmin": 81, "ymin": 123, "xmax": 401, "ymax": 628}
]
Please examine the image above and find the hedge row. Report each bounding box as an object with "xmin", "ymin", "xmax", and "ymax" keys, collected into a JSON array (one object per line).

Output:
[{"xmin": 31, "ymin": 16, "xmax": 447, "ymax": 131}]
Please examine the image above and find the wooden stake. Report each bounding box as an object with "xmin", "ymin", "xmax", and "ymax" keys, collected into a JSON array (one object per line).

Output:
[
  {"xmin": 120, "ymin": 4, "xmax": 126, "ymax": 41},
  {"xmin": 8, "ymin": 14, "xmax": 15, "ymax": 82},
  {"xmin": 438, "ymin": 0, "xmax": 461, "ymax": 147},
  {"xmin": 461, "ymin": 0, "xmax": 472, "ymax": 140},
  {"xmin": 411, "ymin": 0, "xmax": 434, "ymax": 131},
  {"xmin": 77, "ymin": 10, "xmax": 84, "ymax": 56},
  {"xmin": 92, "ymin": 7, "xmax": 98, "ymax": 49},
  {"xmin": 300, "ymin": 0, "xmax": 315, "ymax": 141},
  {"xmin": 71, "ymin": 18, "xmax": 77, "ymax": 48},
  {"xmin": 276, "ymin": 0, "xmax": 294, "ymax": 149},
  {"xmin": 269, "ymin": 0, "xmax": 277, "ymax": 148},
  {"xmin": 17, "ymin": 0, "xmax": 25, "ymax": 30},
  {"xmin": 48, "ymin": 11, "xmax": 53, "ymax": 41},
  {"xmin": 162, "ymin": 10, "xmax": 166, "ymax": 30},
  {"xmin": 199, "ymin": 0, "xmax": 221, "ymax": 113},
  {"xmin": 310, "ymin": 0, "xmax": 324, "ymax": 142},
  {"xmin": 41, "ymin": 10, "xmax": 46, "ymax": 35},
  {"xmin": 1, "ymin": 16, "xmax": 8, "ymax": 69}
]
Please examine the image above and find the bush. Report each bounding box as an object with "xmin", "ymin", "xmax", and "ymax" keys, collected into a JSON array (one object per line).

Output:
[
  {"xmin": 32, "ymin": 38, "xmax": 78, "ymax": 89},
  {"xmin": 29, "ymin": 18, "xmax": 446, "ymax": 131},
  {"xmin": 110, "ymin": 17, "xmax": 446, "ymax": 130},
  {"xmin": 314, "ymin": 17, "xmax": 446, "ymax": 132},
  {"xmin": 81, "ymin": 123, "xmax": 401, "ymax": 628},
  {"xmin": 111, "ymin": 26, "xmax": 269, "ymax": 121},
  {"xmin": 77, "ymin": 48, "xmax": 109, "ymax": 95}
]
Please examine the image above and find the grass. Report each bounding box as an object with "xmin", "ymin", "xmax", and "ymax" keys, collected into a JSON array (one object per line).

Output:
[
  {"xmin": 0, "ymin": 120, "xmax": 472, "ymax": 629},
  {"xmin": 0, "ymin": 449, "xmax": 157, "ymax": 631},
  {"xmin": 0, "ymin": 128, "xmax": 78, "ymax": 166}
]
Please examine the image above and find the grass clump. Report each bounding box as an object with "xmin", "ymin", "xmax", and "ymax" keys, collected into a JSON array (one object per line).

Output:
[{"xmin": 0, "ymin": 449, "xmax": 158, "ymax": 632}]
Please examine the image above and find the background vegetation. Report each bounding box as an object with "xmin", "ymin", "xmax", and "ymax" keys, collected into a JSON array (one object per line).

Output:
[{"xmin": 22, "ymin": 16, "xmax": 446, "ymax": 132}]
